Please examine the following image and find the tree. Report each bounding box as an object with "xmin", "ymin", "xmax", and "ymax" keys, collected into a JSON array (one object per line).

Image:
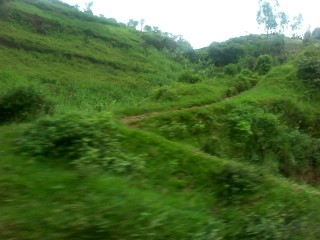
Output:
[
  {"xmin": 303, "ymin": 28, "xmax": 312, "ymax": 44},
  {"xmin": 139, "ymin": 19, "xmax": 145, "ymax": 31},
  {"xmin": 176, "ymin": 36, "xmax": 193, "ymax": 54},
  {"xmin": 143, "ymin": 25, "xmax": 152, "ymax": 32},
  {"xmin": 291, "ymin": 13, "xmax": 303, "ymax": 37},
  {"xmin": 256, "ymin": 0, "xmax": 279, "ymax": 39},
  {"xmin": 312, "ymin": 27, "xmax": 320, "ymax": 40},
  {"xmin": 208, "ymin": 42, "xmax": 245, "ymax": 67},
  {"xmin": 152, "ymin": 26, "xmax": 161, "ymax": 34},
  {"xmin": 84, "ymin": 1, "xmax": 93, "ymax": 15},
  {"xmin": 256, "ymin": 0, "xmax": 303, "ymax": 38},
  {"xmin": 127, "ymin": 19, "xmax": 139, "ymax": 29},
  {"xmin": 278, "ymin": 11, "xmax": 289, "ymax": 33}
]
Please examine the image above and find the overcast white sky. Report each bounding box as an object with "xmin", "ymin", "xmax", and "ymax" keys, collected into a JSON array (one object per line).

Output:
[{"xmin": 61, "ymin": 0, "xmax": 319, "ymax": 49}]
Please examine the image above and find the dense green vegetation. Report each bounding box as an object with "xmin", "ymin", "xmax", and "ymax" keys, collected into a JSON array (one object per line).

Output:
[{"xmin": 2, "ymin": 0, "xmax": 320, "ymax": 239}]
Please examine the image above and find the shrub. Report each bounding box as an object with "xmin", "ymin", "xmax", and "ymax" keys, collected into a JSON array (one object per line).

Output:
[
  {"xmin": 233, "ymin": 69, "xmax": 258, "ymax": 93},
  {"xmin": 17, "ymin": 112, "xmax": 144, "ymax": 174},
  {"xmin": 202, "ymin": 136, "xmax": 221, "ymax": 156},
  {"xmin": 178, "ymin": 71, "xmax": 203, "ymax": 84},
  {"xmin": 0, "ymin": 86, "xmax": 53, "ymax": 123},
  {"xmin": 158, "ymin": 121, "xmax": 189, "ymax": 139},
  {"xmin": 212, "ymin": 163, "xmax": 263, "ymax": 203},
  {"xmin": 224, "ymin": 63, "xmax": 239, "ymax": 76},
  {"xmin": 226, "ymin": 105, "xmax": 283, "ymax": 162},
  {"xmin": 152, "ymin": 85, "xmax": 179, "ymax": 101},
  {"xmin": 297, "ymin": 57, "xmax": 320, "ymax": 86},
  {"xmin": 278, "ymin": 130, "xmax": 320, "ymax": 180},
  {"xmin": 240, "ymin": 55, "xmax": 257, "ymax": 70},
  {"xmin": 238, "ymin": 68, "xmax": 254, "ymax": 78},
  {"xmin": 255, "ymin": 54, "xmax": 273, "ymax": 75}
]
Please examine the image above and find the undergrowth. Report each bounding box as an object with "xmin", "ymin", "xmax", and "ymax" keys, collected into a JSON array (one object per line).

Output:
[{"xmin": 17, "ymin": 112, "xmax": 145, "ymax": 175}]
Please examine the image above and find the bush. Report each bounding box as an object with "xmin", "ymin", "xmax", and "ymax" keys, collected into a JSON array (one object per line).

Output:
[
  {"xmin": 226, "ymin": 105, "xmax": 283, "ymax": 162},
  {"xmin": 17, "ymin": 112, "xmax": 144, "ymax": 174},
  {"xmin": 224, "ymin": 63, "xmax": 239, "ymax": 76},
  {"xmin": 212, "ymin": 163, "xmax": 263, "ymax": 203},
  {"xmin": 178, "ymin": 71, "xmax": 203, "ymax": 84},
  {"xmin": 0, "ymin": 86, "xmax": 53, "ymax": 123},
  {"xmin": 297, "ymin": 57, "xmax": 320, "ymax": 86},
  {"xmin": 233, "ymin": 69, "xmax": 258, "ymax": 93},
  {"xmin": 152, "ymin": 85, "xmax": 179, "ymax": 101},
  {"xmin": 158, "ymin": 121, "xmax": 189, "ymax": 139},
  {"xmin": 255, "ymin": 54, "xmax": 273, "ymax": 75},
  {"xmin": 142, "ymin": 32, "xmax": 177, "ymax": 51},
  {"xmin": 238, "ymin": 68, "xmax": 254, "ymax": 78},
  {"xmin": 278, "ymin": 130, "xmax": 320, "ymax": 180}
]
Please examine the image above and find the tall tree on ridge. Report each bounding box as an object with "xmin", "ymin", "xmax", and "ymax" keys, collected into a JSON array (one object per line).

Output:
[
  {"xmin": 84, "ymin": 1, "xmax": 93, "ymax": 15},
  {"xmin": 140, "ymin": 19, "xmax": 145, "ymax": 31},
  {"xmin": 257, "ymin": 0, "xmax": 279, "ymax": 39},
  {"xmin": 257, "ymin": 0, "xmax": 303, "ymax": 39}
]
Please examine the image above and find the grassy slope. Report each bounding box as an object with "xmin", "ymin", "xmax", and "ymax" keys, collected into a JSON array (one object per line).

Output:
[
  {"xmin": 0, "ymin": 0, "xmax": 236, "ymax": 115},
  {"xmin": 1, "ymin": 0, "xmax": 187, "ymax": 112},
  {"xmin": 134, "ymin": 64, "xmax": 320, "ymax": 181},
  {"xmin": 2, "ymin": 0, "xmax": 320, "ymax": 239}
]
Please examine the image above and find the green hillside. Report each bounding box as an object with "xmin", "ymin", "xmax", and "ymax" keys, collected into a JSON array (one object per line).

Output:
[
  {"xmin": 1, "ymin": 0, "xmax": 192, "ymax": 113},
  {"xmin": 2, "ymin": 0, "xmax": 320, "ymax": 239}
]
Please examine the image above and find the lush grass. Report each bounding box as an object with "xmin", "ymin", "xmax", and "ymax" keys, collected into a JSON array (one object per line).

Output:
[
  {"xmin": 2, "ymin": 0, "xmax": 320, "ymax": 239},
  {"xmin": 2, "ymin": 116, "xmax": 320, "ymax": 239},
  {"xmin": 134, "ymin": 64, "xmax": 320, "ymax": 184}
]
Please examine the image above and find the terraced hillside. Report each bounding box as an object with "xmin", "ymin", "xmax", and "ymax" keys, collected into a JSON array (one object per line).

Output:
[{"xmin": 2, "ymin": 0, "xmax": 320, "ymax": 239}]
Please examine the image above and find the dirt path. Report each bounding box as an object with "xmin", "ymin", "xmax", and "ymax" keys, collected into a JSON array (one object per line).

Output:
[
  {"xmin": 120, "ymin": 79, "xmax": 259, "ymax": 125},
  {"xmin": 120, "ymin": 96, "xmax": 232, "ymax": 125}
]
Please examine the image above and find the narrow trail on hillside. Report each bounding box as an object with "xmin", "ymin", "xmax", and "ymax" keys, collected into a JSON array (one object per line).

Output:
[
  {"xmin": 120, "ymin": 89, "xmax": 244, "ymax": 125},
  {"xmin": 121, "ymin": 99, "xmax": 226, "ymax": 125}
]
